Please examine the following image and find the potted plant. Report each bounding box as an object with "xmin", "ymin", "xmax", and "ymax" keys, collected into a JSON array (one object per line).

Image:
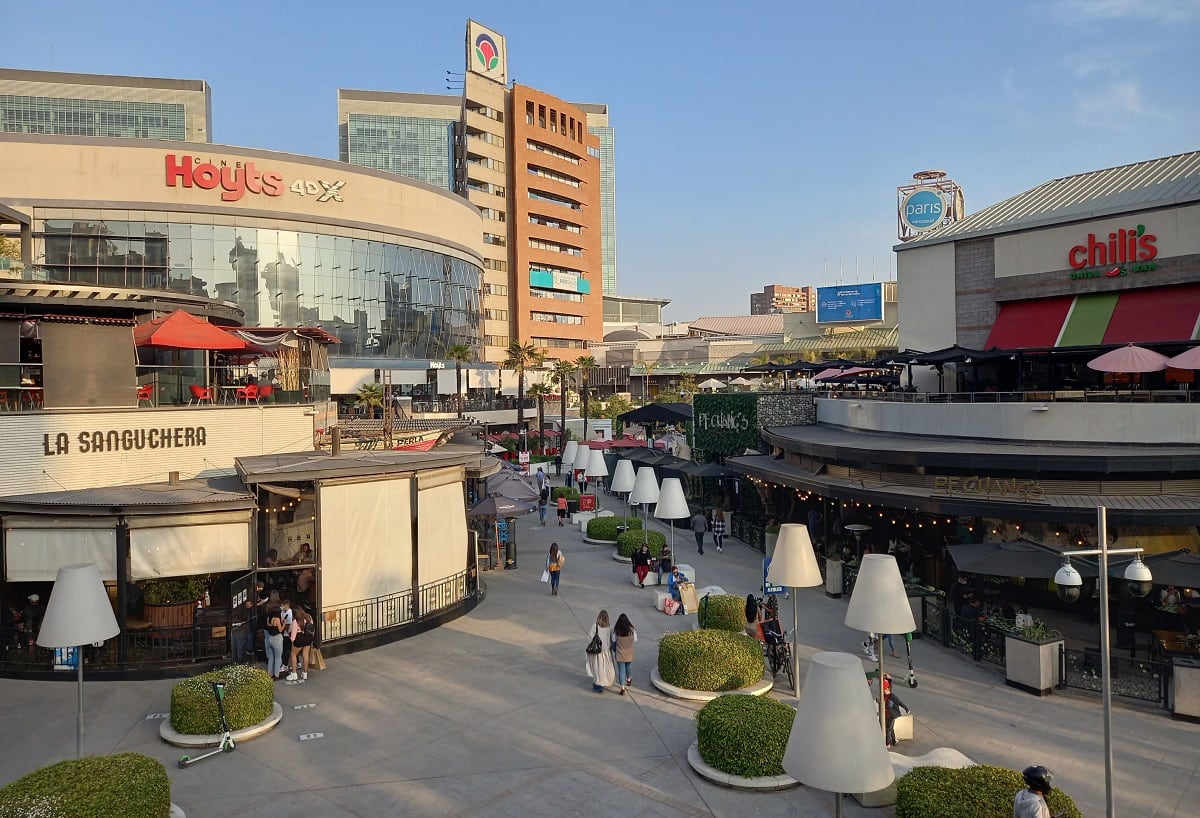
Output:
[
  {"xmin": 1004, "ymin": 619, "xmax": 1064, "ymax": 696},
  {"xmin": 141, "ymin": 575, "xmax": 209, "ymax": 630}
]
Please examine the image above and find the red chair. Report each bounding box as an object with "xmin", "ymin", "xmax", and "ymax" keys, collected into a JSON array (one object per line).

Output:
[
  {"xmin": 0, "ymin": 389, "xmax": 9, "ymax": 411},
  {"xmin": 234, "ymin": 383, "xmax": 258, "ymax": 404},
  {"xmin": 136, "ymin": 384, "xmax": 155, "ymax": 407},
  {"xmin": 188, "ymin": 384, "xmax": 215, "ymax": 405},
  {"xmin": 257, "ymin": 384, "xmax": 274, "ymax": 402}
]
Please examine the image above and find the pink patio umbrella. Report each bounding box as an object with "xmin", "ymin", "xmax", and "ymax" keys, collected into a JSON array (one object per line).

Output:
[
  {"xmin": 1165, "ymin": 346, "xmax": 1200, "ymax": 370},
  {"xmin": 1087, "ymin": 343, "xmax": 1169, "ymax": 394},
  {"xmin": 1086, "ymin": 344, "xmax": 1169, "ymax": 373}
]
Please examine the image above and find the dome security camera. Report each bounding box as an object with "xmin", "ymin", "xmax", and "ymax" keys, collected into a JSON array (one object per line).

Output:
[
  {"xmin": 1054, "ymin": 561, "xmax": 1083, "ymax": 603},
  {"xmin": 1124, "ymin": 557, "xmax": 1153, "ymax": 599}
]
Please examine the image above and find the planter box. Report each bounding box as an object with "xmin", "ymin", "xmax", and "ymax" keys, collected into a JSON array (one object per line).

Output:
[
  {"xmin": 824, "ymin": 558, "xmax": 843, "ymax": 599},
  {"xmin": 144, "ymin": 601, "xmax": 196, "ymax": 632},
  {"xmin": 1005, "ymin": 634, "xmax": 1063, "ymax": 696}
]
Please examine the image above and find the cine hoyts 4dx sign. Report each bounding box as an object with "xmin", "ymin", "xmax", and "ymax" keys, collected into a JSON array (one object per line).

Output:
[{"xmin": 165, "ymin": 154, "xmax": 345, "ymax": 203}]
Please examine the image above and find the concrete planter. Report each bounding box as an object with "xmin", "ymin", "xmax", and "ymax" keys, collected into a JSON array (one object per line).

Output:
[
  {"xmin": 824, "ymin": 558, "xmax": 843, "ymax": 599},
  {"xmin": 1004, "ymin": 634, "xmax": 1063, "ymax": 696}
]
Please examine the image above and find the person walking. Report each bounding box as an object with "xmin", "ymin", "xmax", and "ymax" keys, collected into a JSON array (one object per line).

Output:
[
  {"xmin": 263, "ymin": 605, "xmax": 285, "ymax": 679},
  {"xmin": 1013, "ymin": 765, "xmax": 1054, "ymax": 818},
  {"xmin": 632, "ymin": 544, "xmax": 653, "ymax": 587},
  {"xmin": 546, "ymin": 543, "xmax": 565, "ymax": 596},
  {"xmin": 585, "ymin": 609, "xmax": 617, "ymax": 693},
  {"xmin": 538, "ymin": 485, "xmax": 549, "ymax": 526},
  {"xmin": 612, "ymin": 613, "xmax": 637, "ymax": 694},
  {"xmin": 690, "ymin": 510, "xmax": 708, "ymax": 555},
  {"xmin": 712, "ymin": 509, "xmax": 726, "ymax": 553},
  {"xmin": 556, "ymin": 494, "xmax": 568, "ymax": 526}
]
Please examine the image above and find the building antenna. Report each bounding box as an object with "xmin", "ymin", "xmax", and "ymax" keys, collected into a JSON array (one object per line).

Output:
[{"xmin": 823, "ymin": 259, "xmax": 828, "ymax": 287}]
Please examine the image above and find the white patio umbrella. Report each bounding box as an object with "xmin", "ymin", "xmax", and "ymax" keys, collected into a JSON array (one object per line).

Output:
[{"xmin": 697, "ymin": 378, "xmax": 725, "ymax": 391}]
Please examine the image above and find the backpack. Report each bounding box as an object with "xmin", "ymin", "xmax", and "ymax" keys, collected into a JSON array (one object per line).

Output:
[{"xmin": 302, "ymin": 618, "xmax": 316, "ymax": 637}]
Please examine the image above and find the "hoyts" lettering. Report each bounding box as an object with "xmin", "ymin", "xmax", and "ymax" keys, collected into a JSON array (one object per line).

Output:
[
  {"xmin": 1068, "ymin": 224, "xmax": 1157, "ymax": 269},
  {"xmin": 165, "ymin": 154, "xmax": 284, "ymax": 202}
]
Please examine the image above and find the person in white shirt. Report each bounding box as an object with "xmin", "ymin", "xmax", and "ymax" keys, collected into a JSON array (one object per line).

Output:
[{"xmin": 1013, "ymin": 765, "xmax": 1053, "ymax": 818}]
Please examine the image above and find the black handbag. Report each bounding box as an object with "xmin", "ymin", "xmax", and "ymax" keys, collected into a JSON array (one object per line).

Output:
[{"xmin": 585, "ymin": 627, "xmax": 603, "ymax": 655}]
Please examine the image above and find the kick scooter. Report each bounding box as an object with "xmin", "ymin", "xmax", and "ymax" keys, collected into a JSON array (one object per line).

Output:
[{"xmin": 178, "ymin": 681, "xmax": 235, "ymax": 768}]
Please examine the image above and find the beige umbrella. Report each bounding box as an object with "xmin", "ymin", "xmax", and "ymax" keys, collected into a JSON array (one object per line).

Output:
[{"xmin": 697, "ymin": 378, "xmax": 725, "ymax": 390}]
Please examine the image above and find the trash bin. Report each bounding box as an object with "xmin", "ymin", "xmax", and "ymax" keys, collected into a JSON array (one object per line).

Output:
[
  {"xmin": 825, "ymin": 558, "xmax": 843, "ymax": 599},
  {"xmin": 504, "ymin": 540, "xmax": 517, "ymax": 569},
  {"xmin": 1115, "ymin": 618, "xmax": 1137, "ymax": 653}
]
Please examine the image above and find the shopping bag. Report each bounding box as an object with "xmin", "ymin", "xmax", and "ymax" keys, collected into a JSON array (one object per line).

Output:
[
  {"xmin": 678, "ymin": 582, "xmax": 699, "ymax": 614},
  {"xmin": 310, "ymin": 648, "xmax": 327, "ymax": 671},
  {"xmin": 663, "ymin": 598, "xmax": 681, "ymax": 616},
  {"xmin": 540, "ymin": 569, "xmax": 550, "ymax": 583}
]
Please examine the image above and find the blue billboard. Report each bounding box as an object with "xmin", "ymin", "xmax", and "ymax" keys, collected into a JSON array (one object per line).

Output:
[{"xmin": 816, "ymin": 283, "xmax": 884, "ymax": 324}]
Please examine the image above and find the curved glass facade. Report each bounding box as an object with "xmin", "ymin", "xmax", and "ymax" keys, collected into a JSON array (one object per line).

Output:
[{"xmin": 32, "ymin": 213, "xmax": 483, "ymax": 359}]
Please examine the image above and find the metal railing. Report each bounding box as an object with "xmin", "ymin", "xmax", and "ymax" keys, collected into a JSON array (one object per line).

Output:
[
  {"xmin": 1059, "ymin": 647, "xmax": 1170, "ymax": 707},
  {"xmin": 920, "ymin": 596, "xmax": 1008, "ymax": 666},
  {"xmin": 0, "ymin": 620, "xmax": 231, "ymax": 673},
  {"xmin": 822, "ymin": 388, "xmax": 1197, "ymax": 404},
  {"xmin": 321, "ymin": 570, "xmax": 474, "ymax": 644}
]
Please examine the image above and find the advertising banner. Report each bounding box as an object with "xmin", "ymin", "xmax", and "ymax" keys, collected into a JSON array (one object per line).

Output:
[{"xmin": 816, "ymin": 283, "xmax": 884, "ymax": 324}]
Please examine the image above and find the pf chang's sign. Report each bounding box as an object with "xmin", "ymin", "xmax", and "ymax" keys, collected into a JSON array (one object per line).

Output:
[
  {"xmin": 165, "ymin": 154, "xmax": 345, "ymax": 203},
  {"xmin": 1067, "ymin": 224, "xmax": 1158, "ymax": 280},
  {"xmin": 43, "ymin": 426, "xmax": 208, "ymax": 457},
  {"xmin": 695, "ymin": 410, "xmax": 751, "ymax": 432}
]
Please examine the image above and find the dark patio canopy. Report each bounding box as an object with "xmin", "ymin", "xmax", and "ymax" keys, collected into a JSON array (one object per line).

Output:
[
  {"xmin": 617, "ymin": 402, "xmax": 693, "ymax": 425},
  {"xmin": 947, "ymin": 539, "xmax": 1099, "ymax": 579},
  {"xmin": 1109, "ymin": 549, "xmax": 1200, "ymax": 588},
  {"xmin": 675, "ymin": 461, "xmax": 736, "ymax": 478}
]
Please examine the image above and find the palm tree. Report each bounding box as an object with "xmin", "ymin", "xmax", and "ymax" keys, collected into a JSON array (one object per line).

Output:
[
  {"xmin": 528, "ymin": 383, "xmax": 551, "ymax": 454},
  {"xmin": 447, "ymin": 343, "xmax": 473, "ymax": 418},
  {"xmin": 550, "ymin": 359, "xmax": 576, "ymax": 449},
  {"xmin": 355, "ymin": 382, "xmax": 384, "ymax": 419},
  {"xmin": 504, "ymin": 341, "xmax": 543, "ymax": 447},
  {"xmin": 575, "ymin": 354, "xmax": 597, "ymax": 440}
]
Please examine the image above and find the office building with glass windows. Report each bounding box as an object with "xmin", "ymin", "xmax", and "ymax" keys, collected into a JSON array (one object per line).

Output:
[
  {"xmin": 0, "ymin": 68, "xmax": 210, "ymax": 142},
  {"xmin": 0, "ymin": 133, "xmax": 484, "ymax": 397},
  {"xmin": 337, "ymin": 90, "xmax": 459, "ymax": 191},
  {"xmin": 576, "ymin": 103, "xmax": 618, "ymax": 295}
]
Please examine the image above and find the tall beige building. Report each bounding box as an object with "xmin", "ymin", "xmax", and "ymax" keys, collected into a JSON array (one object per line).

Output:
[
  {"xmin": 0, "ymin": 68, "xmax": 211, "ymax": 142},
  {"xmin": 750, "ymin": 284, "xmax": 816, "ymax": 314}
]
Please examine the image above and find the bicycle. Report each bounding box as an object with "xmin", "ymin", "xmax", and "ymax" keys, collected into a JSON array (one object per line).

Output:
[{"xmin": 756, "ymin": 594, "xmax": 794, "ymax": 691}]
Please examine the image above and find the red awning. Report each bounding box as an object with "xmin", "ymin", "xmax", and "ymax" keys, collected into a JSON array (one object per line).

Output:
[
  {"xmin": 1103, "ymin": 283, "xmax": 1200, "ymax": 344},
  {"xmin": 984, "ymin": 296, "xmax": 1074, "ymax": 349}
]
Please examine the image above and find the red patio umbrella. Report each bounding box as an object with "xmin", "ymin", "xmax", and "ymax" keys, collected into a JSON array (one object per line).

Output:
[{"xmin": 133, "ymin": 310, "xmax": 248, "ymax": 351}]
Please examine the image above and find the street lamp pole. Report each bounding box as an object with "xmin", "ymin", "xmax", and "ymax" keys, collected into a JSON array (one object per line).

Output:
[{"xmin": 1054, "ymin": 506, "xmax": 1153, "ymax": 818}]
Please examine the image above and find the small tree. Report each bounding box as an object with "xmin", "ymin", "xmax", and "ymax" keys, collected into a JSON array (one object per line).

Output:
[
  {"xmin": 355, "ymin": 382, "xmax": 384, "ymax": 418},
  {"xmin": 551, "ymin": 359, "xmax": 576, "ymax": 445},
  {"xmin": 505, "ymin": 341, "xmax": 543, "ymax": 447},
  {"xmin": 528, "ymin": 382, "xmax": 551, "ymax": 454},
  {"xmin": 575, "ymin": 354, "xmax": 597, "ymax": 440},
  {"xmin": 447, "ymin": 343, "xmax": 473, "ymax": 419}
]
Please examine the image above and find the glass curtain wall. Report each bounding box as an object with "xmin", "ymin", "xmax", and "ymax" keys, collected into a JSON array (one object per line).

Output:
[{"xmin": 33, "ymin": 214, "xmax": 483, "ymax": 360}]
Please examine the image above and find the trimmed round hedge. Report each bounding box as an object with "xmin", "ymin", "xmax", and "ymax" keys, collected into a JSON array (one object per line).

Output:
[
  {"xmin": 551, "ymin": 486, "xmax": 580, "ymax": 501},
  {"xmin": 697, "ymin": 593, "xmax": 747, "ymax": 632},
  {"xmin": 896, "ymin": 765, "xmax": 1082, "ymax": 818},
  {"xmin": 586, "ymin": 515, "xmax": 643, "ymax": 540},
  {"xmin": 616, "ymin": 529, "xmax": 666, "ymax": 557},
  {"xmin": 696, "ymin": 694, "xmax": 796, "ymax": 778},
  {"xmin": 170, "ymin": 663, "xmax": 275, "ymax": 735},
  {"xmin": 0, "ymin": 752, "xmax": 170, "ymax": 818},
  {"xmin": 659, "ymin": 629, "xmax": 764, "ymax": 691}
]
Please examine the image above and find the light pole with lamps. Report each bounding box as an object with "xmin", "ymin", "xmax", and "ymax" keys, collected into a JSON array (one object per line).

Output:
[
  {"xmin": 584, "ymin": 449, "xmax": 609, "ymax": 512},
  {"xmin": 845, "ymin": 553, "xmax": 916, "ymax": 741},
  {"xmin": 766, "ymin": 523, "xmax": 823, "ymax": 697},
  {"xmin": 629, "ymin": 466, "xmax": 660, "ymax": 550},
  {"xmin": 36, "ymin": 562, "xmax": 121, "ymax": 758},
  {"xmin": 653, "ymin": 477, "xmax": 690, "ymax": 555},
  {"xmin": 1052, "ymin": 505, "xmax": 1153, "ymax": 818},
  {"xmin": 610, "ymin": 458, "xmax": 636, "ymax": 520}
]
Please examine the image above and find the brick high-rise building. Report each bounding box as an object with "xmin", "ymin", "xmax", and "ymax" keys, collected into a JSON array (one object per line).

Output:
[{"xmin": 750, "ymin": 284, "xmax": 816, "ymax": 314}]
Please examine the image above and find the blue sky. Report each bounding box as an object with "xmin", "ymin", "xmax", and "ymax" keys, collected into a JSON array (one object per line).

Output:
[{"xmin": 7, "ymin": 1, "xmax": 1199, "ymax": 322}]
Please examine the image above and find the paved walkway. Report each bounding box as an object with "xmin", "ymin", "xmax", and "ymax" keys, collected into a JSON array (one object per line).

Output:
[{"xmin": 2, "ymin": 477, "xmax": 1198, "ymax": 816}]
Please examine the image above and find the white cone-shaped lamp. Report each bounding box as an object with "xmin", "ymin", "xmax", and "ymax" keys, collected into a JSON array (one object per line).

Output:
[
  {"xmin": 610, "ymin": 458, "xmax": 636, "ymax": 494},
  {"xmin": 783, "ymin": 651, "xmax": 895, "ymax": 811},
  {"xmin": 573, "ymin": 443, "xmax": 591, "ymax": 474},
  {"xmin": 561, "ymin": 440, "xmax": 579, "ymax": 468},
  {"xmin": 767, "ymin": 523, "xmax": 823, "ymax": 696},
  {"xmin": 629, "ymin": 466, "xmax": 660, "ymax": 506},
  {"xmin": 845, "ymin": 554, "xmax": 915, "ymax": 634},
  {"xmin": 37, "ymin": 562, "xmax": 121, "ymax": 758},
  {"xmin": 585, "ymin": 449, "xmax": 609, "ymax": 511},
  {"xmin": 629, "ymin": 466, "xmax": 660, "ymax": 547},
  {"xmin": 654, "ymin": 477, "xmax": 690, "ymax": 553},
  {"xmin": 845, "ymin": 553, "xmax": 916, "ymax": 739}
]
